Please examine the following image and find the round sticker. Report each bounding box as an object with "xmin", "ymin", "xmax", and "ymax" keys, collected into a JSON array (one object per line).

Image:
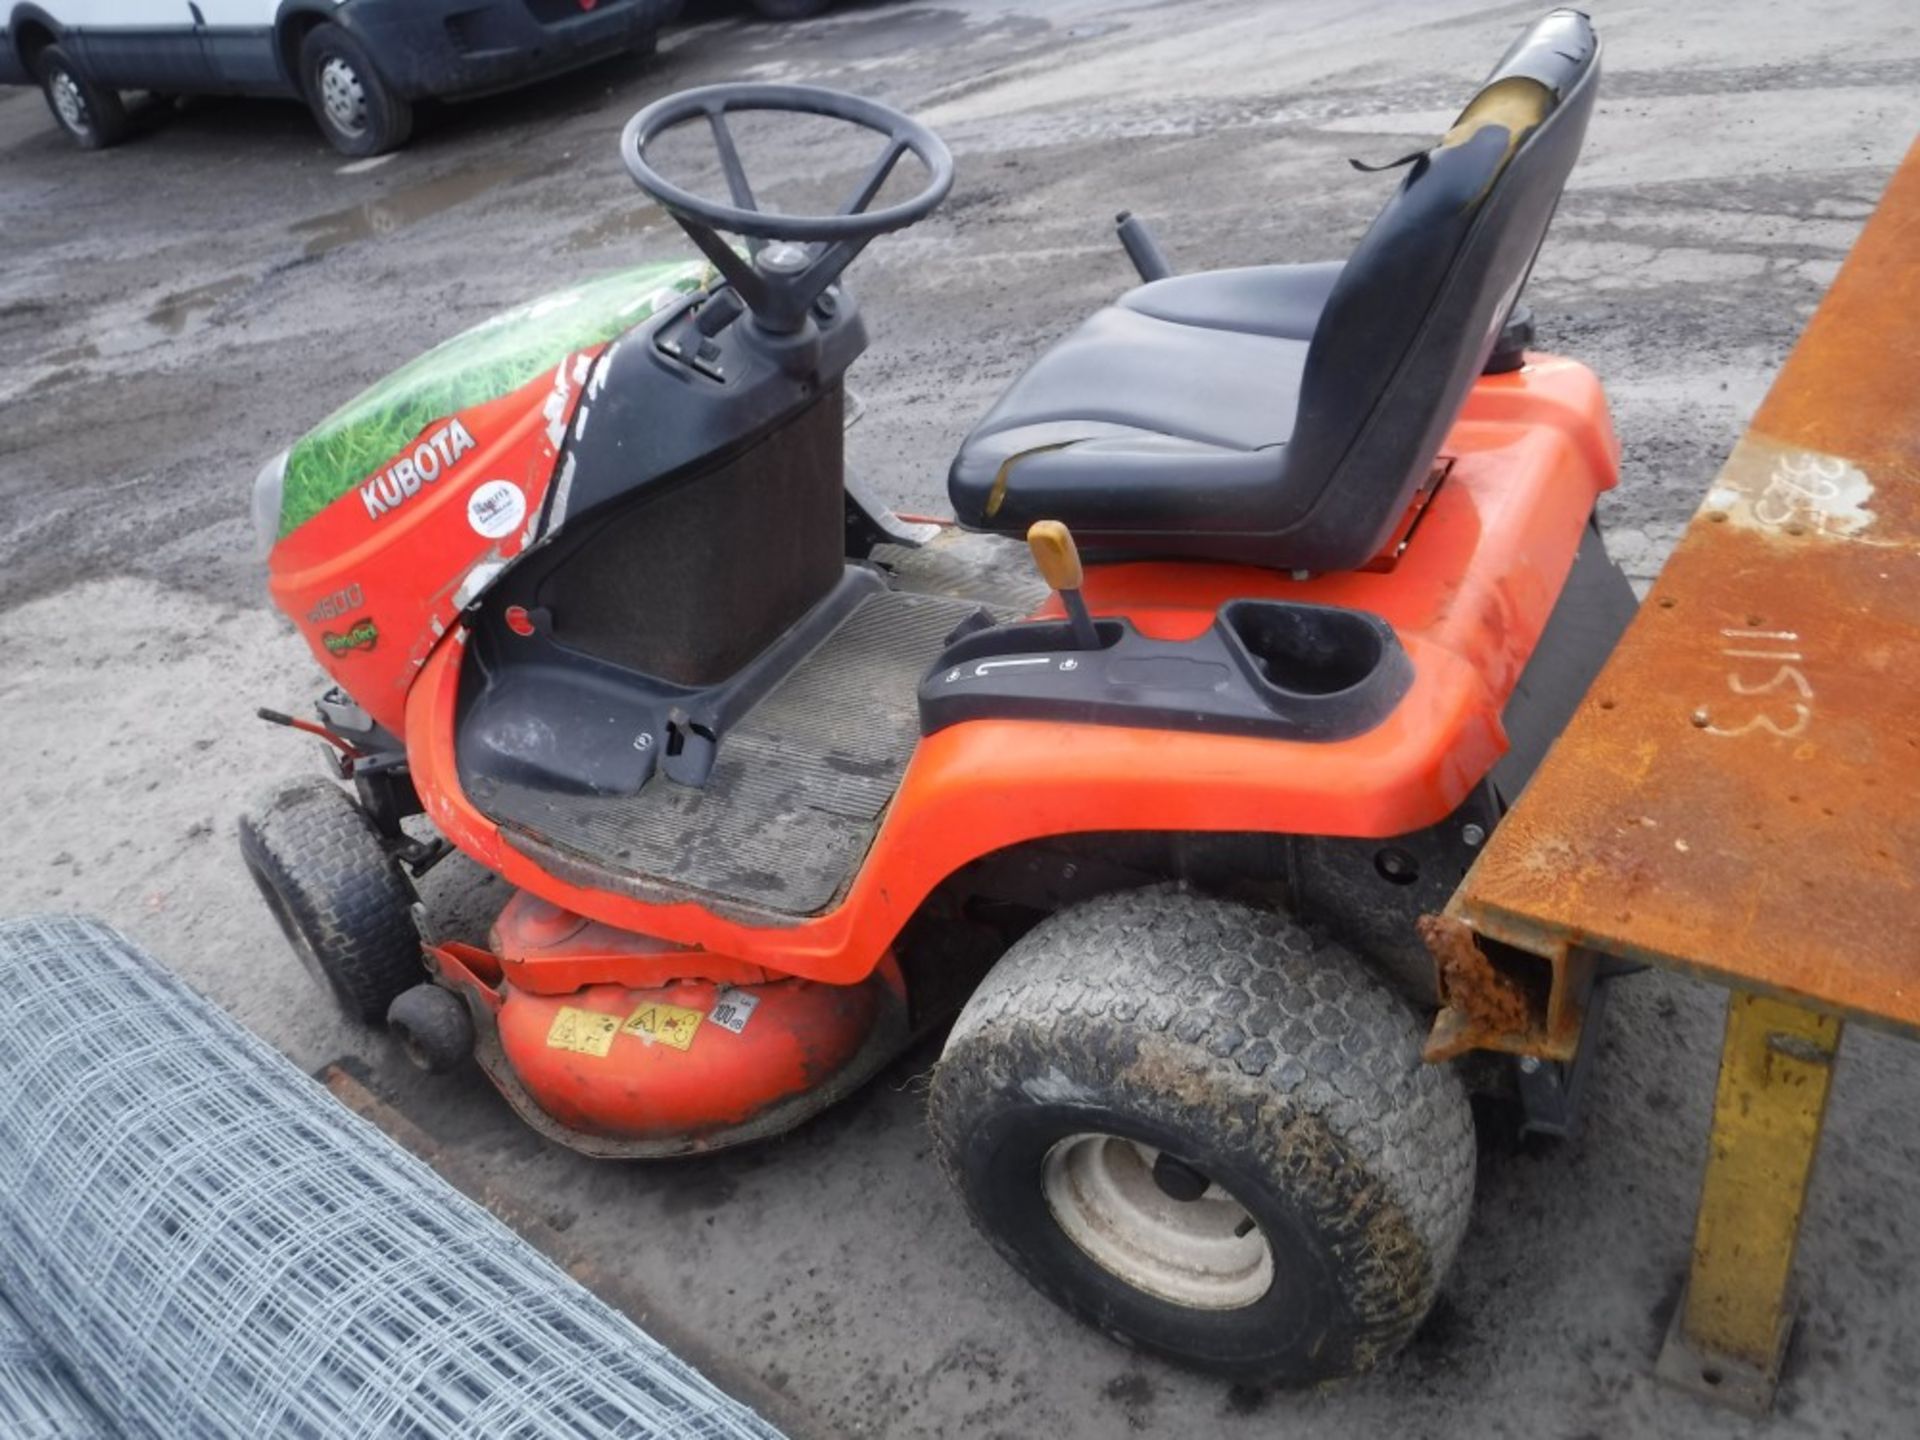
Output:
[{"xmin": 467, "ymin": 480, "xmax": 527, "ymax": 539}]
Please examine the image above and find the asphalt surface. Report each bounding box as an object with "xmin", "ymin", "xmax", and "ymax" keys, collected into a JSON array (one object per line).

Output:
[{"xmin": 5, "ymin": 1, "xmax": 1920, "ymax": 1436}]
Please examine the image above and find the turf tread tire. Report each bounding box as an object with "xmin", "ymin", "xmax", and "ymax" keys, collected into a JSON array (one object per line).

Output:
[
  {"xmin": 929, "ymin": 885, "xmax": 1474, "ymax": 1383},
  {"xmin": 240, "ymin": 780, "xmax": 421, "ymax": 1024}
]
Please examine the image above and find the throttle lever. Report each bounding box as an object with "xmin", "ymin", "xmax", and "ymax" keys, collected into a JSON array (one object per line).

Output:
[{"xmin": 1026, "ymin": 520, "xmax": 1103, "ymax": 652}]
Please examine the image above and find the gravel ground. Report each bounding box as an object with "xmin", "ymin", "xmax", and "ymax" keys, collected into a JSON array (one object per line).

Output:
[{"xmin": 3, "ymin": 1, "xmax": 1919, "ymax": 1436}]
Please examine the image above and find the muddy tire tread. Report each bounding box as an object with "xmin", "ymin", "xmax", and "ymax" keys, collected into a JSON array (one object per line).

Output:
[
  {"xmin": 239, "ymin": 780, "xmax": 420, "ymax": 1024},
  {"xmin": 931, "ymin": 884, "xmax": 1474, "ymax": 1377}
]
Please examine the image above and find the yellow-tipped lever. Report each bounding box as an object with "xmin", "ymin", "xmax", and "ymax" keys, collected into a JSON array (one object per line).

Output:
[{"xmin": 1026, "ymin": 519, "xmax": 1102, "ymax": 651}]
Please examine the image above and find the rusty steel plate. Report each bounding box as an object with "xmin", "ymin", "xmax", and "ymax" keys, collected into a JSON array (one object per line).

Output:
[{"xmin": 1449, "ymin": 137, "xmax": 1920, "ymax": 1038}]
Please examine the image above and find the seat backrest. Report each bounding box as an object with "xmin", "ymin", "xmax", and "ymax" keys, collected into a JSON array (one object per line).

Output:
[{"xmin": 1275, "ymin": 9, "xmax": 1600, "ymax": 571}]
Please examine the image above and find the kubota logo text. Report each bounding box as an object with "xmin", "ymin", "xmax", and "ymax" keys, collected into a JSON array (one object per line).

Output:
[{"xmin": 360, "ymin": 420, "xmax": 478, "ymax": 520}]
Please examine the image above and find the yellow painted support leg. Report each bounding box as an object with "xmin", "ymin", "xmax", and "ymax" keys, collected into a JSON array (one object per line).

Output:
[{"xmin": 1656, "ymin": 990, "xmax": 1842, "ymax": 1414}]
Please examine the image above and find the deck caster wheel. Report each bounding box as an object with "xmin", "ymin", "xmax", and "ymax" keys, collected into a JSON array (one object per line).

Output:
[
  {"xmin": 928, "ymin": 886, "xmax": 1475, "ymax": 1384},
  {"xmin": 388, "ymin": 985, "xmax": 474, "ymax": 1074},
  {"xmin": 239, "ymin": 780, "xmax": 422, "ymax": 1024}
]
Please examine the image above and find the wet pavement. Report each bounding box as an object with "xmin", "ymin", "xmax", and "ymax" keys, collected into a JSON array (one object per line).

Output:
[{"xmin": 5, "ymin": 2, "xmax": 1920, "ymax": 1436}]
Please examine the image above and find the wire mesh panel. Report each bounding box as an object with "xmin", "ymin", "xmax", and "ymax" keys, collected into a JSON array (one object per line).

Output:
[
  {"xmin": 0, "ymin": 1291, "xmax": 112, "ymax": 1440},
  {"xmin": 0, "ymin": 915, "xmax": 785, "ymax": 1440}
]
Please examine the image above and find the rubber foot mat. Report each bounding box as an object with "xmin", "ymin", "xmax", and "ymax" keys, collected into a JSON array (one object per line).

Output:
[
  {"xmin": 874, "ymin": 529, "xmax": 1051, "ymax": 611},
  {"xmin": 480, "ymin": 585, "xmax": 998, "ymax": 916}
]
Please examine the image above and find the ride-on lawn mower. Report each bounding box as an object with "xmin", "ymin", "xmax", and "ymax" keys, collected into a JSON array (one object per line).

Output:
[{"xmin": 244, "ymin": 8, "xmax": 1631, "ymax": 1383}]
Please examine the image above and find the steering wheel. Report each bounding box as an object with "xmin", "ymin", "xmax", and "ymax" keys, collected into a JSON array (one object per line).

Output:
[{"xmin": 621, "ymin": 83, "xmax": 954, "ymax": 333}]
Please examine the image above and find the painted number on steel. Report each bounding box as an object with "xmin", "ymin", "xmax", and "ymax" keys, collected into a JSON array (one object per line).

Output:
[{"xmin": 1702, "ymin": 628, "xmax": 1813, "ymax": 740}]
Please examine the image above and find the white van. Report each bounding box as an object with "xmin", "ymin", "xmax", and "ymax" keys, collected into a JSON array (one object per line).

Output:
[{"xmin": 0, "ymin": 1, "xmax": 673, "ymax": 155}]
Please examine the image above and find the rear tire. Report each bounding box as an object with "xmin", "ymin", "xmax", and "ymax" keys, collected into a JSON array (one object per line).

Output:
[
  {"xmin": 36, "ymin": 45, "xmax": 128, "ymax": 150},
  {"xmin": 240, "ymin": 780, "xmax": 422, "ymax": 1024},
  {"xmin": 928, "ymin": 886, "xmax": 1475, "ymax": 1384},
  {"xmin": 298, "ymin": 23, "xmax": 412, "ymax": 157}
]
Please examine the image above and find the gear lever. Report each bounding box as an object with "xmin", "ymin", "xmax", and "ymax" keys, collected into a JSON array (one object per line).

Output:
[{"xmin": 1026, "ymin": 520, "xmax": 1102, "ymax": 651}]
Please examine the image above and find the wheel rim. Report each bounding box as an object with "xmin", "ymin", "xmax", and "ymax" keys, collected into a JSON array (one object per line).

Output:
[
  {"xmin": 396, "ymin": 1025, "xmax": 432, "ymax": 1070},
  {"xmin": 1041, "ymin": 1133, "xmax": 1274, "ymax": 1310},
  {"xmin": 318, "ymin": 56, "xmax": 367, "ymax": 136},
  {"xmin": 50, "ymin": 69, "xmax": 90, "ymax": 135}
]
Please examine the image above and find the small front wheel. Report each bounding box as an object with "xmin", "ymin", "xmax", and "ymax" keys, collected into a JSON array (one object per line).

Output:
[
  {"xmin": 299, "ymin": 23, "xmax": 412, "ymax": 157},
  {"xmin": 240, "ymin": 780, "xmax": 422, "ymax": 1023},
  {"xmin": 37, "ymin": 45, "xmax": 129, "ymax": 150},
  {"xmin": 929, "ymin": 887, "xmax": 1475, "ymax": 1384},
  {"xmin": 388, "ymin": 984, "xmax": 475, "ymax": 1074}
]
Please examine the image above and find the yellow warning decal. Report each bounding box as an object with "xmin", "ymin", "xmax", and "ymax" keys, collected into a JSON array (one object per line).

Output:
[
  {"xmin": 546, "ymin": 1006, "xmax": 621, "ymax": 1057},
  {"xmin": 622, "ymin": 1002, "xmax": 702, "ymax": 1052}
]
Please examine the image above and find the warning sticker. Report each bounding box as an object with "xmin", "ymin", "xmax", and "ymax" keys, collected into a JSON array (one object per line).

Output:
[
  {"xmin": 546, "ymin": 1006, "xmax": 621, "ymax": 1057},
  {"xmin": 622, "ymin": 1002, "xmax": 702, "ymax": 1051},
  {"xmin": 708, "ymin": 988, "xmax": 761, "ymax": 1035}
]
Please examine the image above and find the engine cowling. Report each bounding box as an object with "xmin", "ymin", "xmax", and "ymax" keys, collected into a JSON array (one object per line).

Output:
[{"xmin": 260, "ymin": 259, "xmax": 711, "ymax": 733}]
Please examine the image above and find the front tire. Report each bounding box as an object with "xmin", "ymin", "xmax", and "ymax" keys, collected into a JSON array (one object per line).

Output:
[
  {"xmin": 240, "ymin": 780, "xmax": 423, "ymax": 1024},
  {"xmin": 928, "ymin": 887, "xmax": 1475, "ymax": 1384},
  {"xmin": 298, "ymin": 23, "xmax": 412, "ymax": 157},
  {"xmin": 37, "ymin": 45, "xmax": 129, "ymax": 150}
]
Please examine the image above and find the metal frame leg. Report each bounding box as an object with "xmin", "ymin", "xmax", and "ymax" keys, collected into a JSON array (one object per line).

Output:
[{"xmin": 1656, "ymin": 990, "xmax": 1841, "ymax": 1414}]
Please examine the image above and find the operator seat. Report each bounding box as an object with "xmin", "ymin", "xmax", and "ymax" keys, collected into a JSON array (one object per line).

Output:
[{"xmin": 948, "ymin": 8, "xmax": 1600, "ymax": 574}]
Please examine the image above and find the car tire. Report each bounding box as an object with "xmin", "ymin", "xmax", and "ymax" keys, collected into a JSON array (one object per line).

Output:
[
  {"xmin": 388, "ymin": 984, "xmax": 476, "ymax": 1074},
  {"xmin": 36, "ymin": 44, "xmax": 129, "ymax": 150},
  {"xmin": 239, "ymin": 780, "xmax": 423, "ymax": 1024},
  {"xmin": 928, "ymin": 886, "xmax": 1476, "ymax": 1385},
  {"xmin": 752, "ymin": 0, "xmax": 831, "ymax": 19},
  {"xmin": 298, "ymin": 22, "xmax": 412, "ymax": 157}
]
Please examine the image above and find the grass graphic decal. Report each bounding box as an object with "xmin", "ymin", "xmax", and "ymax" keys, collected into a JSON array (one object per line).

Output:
[{"xmin": 278, "ymin": 260, "xmax": 711, "ymax": 537}]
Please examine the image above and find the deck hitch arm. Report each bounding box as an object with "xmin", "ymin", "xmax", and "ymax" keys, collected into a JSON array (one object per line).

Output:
[{"xmin": 256, "ymin": 706, "xmax": 364, "ymax": 760}]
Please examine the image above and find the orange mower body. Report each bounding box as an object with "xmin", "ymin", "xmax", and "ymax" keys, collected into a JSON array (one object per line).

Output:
[{"xmin": 244, "ymin": 12, "xmax": 1638, "ymax": 1385}]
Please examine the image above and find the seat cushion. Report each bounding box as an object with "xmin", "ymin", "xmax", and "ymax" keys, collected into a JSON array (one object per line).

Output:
[
  {"xmin": 949, "ymin": 263, "xmax": 1340, "ymax": 536},
  {"xmin": 1116, "ymin": 260, "xmax": 1342, "ymax": 338}
]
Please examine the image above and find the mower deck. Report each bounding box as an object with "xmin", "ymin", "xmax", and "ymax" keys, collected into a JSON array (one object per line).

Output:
[{"xmin": 474, "ymin": 532, "xmax": 1046, "ymax": 915}]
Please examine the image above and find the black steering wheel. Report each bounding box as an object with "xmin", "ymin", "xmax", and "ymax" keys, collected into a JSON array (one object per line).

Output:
[{"xmin": 621, "ymin": 83, "xmax": 954, "ymax": 333}]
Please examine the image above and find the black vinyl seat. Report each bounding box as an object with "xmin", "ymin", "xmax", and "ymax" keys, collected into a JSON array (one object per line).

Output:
[
  {"xmin": 949, "ymin": 8, "xmax": 1600, "ymax": 573},
  {"xmin": 948, "ymin": 264, "xmax": 1341, "ymax": 537}
]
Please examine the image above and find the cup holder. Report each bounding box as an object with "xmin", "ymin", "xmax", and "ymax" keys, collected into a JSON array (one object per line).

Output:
[
  {"xmin": 1219, "ymin": 601, "xmax": 1387, "ymax": 695},
  {"xmin": 1217, "ymin": 600, "xmax": 1412, "ymax": 734}
]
